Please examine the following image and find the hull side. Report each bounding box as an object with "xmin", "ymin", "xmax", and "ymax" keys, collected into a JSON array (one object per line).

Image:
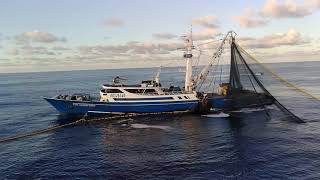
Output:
[
  {"xmin": 44, "ymin": 98, "xmax": 199, "ymax": 114},
  {"xmin": 207, "ymin": 95, "xmax": 274, "ymax": 110}
]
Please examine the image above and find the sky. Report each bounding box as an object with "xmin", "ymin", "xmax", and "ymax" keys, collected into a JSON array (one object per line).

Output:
[{"xmin": 0, "ymin": 0, "xmax": 320, "ymax": 73}]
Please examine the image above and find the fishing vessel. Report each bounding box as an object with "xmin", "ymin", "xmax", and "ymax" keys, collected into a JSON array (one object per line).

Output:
[
  {"xmin": 44, "ymin": 30, "xmax": 199, "ymax": 115},
  {"xmin": 44, "ymin": 79, "xmax": 199, "ymax": 114},
  {"xmin": 45, "ymin": 29, "xmax": 303, "ymax": 123}
]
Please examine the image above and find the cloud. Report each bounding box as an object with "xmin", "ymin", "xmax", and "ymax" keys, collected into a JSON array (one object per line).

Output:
[
  {"xmin": 15, "ymin": 31, "xmax": 66, "ymax": 44},
  {"xmin": 306, "ymin": 0, "xmax": 320, "ymax": 8},
  {"xmin": 193, "ymin": 28, "xmax": 222, "ymax": 41},
  {"xmin": 103, "ymin": 18, "xmax": 125, "ymax": 28},
  {"xmin": 0, "ymin": 58, "xmax": 10, "ymax": 62},
  {"xmin": 191, "ymin": 15, "xmax": 221, "ymax": 40},
  {"xmin": 0, "ymin": 58, "xmax": 16, "ymax": 67},
  {"xmin": 233, "ymin": 9, "xmax": 269, "ymax": 28},
  {"xmin": 77, "ymin": 41, "xmax": 183, "ymax": 57},
  {"xmin": 239, "ymin": 29, "xmax": 309, "ymax": 48},
  {"xmin": 260, "ymin": 0, "xmax": 319, "ymax": 18},
  {"xmin": 152, "ymin": 32, "xmax": 177, "ymax": 39},
  {"xmin": 192, "ymin": 15, "xmax": 220, "ymax": 28},
  {"xmin": 252, "ymin": 49, "xmax": 320, "ymax": 63},
  {"xmin": 52, "ymin": 46, "xmax": 70, "ymax": 51},
  {"xmin": 8, "ymin": 45, "xmax": 57, "ymax": 56},
  {"xmin": 234, "ymin": 0, "xmax": 320, "ymax": 28}
]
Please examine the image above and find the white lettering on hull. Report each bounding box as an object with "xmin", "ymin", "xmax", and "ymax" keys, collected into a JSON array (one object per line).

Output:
[
  {"xmin": 73, "ymin": 103, "xmax": 96, "ymax": 107},
  {"xmin": 110, "ymin": 94, "xmax": 125, "ymax": 98}
]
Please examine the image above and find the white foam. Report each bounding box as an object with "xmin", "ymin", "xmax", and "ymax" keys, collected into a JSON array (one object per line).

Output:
[
  {"xmin": 202, "ymin": 112, "xmax": 230, "ymax": 118},
  {"xmin": 230, "ymin": 108, "xmax": 265, "ymax": 113},
  {"xmin": 117, "ymin": 118, "xmax": 133, "ymax": 123},
  {"xmin": 131, "ymin": 123, "xmax": 173, "ymax": 131}
]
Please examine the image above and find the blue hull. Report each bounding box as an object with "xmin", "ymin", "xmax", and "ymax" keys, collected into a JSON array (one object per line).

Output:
[
  {"xmin": 44, "ymin": 98, "xmax": 199, "ymax": 114},
  {"xmin": 207, "ymin": 94, "xmax": 274, "ymax": 109},
  {"xmin": 207, "ymin": 97, "xmax": 232, "ymax": 109}
]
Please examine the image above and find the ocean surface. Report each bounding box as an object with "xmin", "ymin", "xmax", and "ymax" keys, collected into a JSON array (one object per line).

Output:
[{"xmin": 0, "ymin": 61, "xmax": 320, "ymax": 179}]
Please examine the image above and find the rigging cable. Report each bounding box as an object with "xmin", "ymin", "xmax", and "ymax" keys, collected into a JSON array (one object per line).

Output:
[
  {"xmin": 233, "ymin": 43, "xmax": 271, "ymax": 118},
  {"xmin": 234, "ymin": 43, "xmax": 304, "ymax": 123},
  {"xmin": 210, "ymin": 55, "xmax": 222, "ymax": 92},
  {"xmin": 196, "ymin": 39, "xmax": 222, "ymax": 47},
  {"xmin": 236, "ymin": 43, "xmax": 320, "ymax": 102}
]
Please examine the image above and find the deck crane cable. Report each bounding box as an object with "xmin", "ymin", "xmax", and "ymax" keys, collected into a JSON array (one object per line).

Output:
[
  {"xmin": 196, "ymin": 39, "xmax": 223, "ymax": 47},
  {"xmin": 192, "ymin": 48, "xmax": 202, "ymax": 77},
  {"xmin": 192, "ymin": 47, "xmax": 216, "ymax": 82},
  {"xmin": 197, "ymin": 52, "xmax": 222, "ymax": 91},
  {"xmin": 208, "ymin": 54, "xmax": 223, "ymax": 92},
  {"xmin": 193, "ymin": 31, "xmax": 235, "ymax": 91},
  {"xmin": 219, "ymin": 51, "xmax": 224, "ymax": 85},
  {"xmin": 208, "ymin": 53, "xmax": 222, "ymax": 91},
  {"xmin": 213, "ymin": 51, "xmax": 222, "ymax": 89}
]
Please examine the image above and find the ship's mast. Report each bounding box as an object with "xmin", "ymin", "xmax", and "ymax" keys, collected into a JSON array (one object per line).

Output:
[
  {"xmin": 154, "ymin": 66, "xmax": 161, "ymax": 84},
  {"xmin": 184, "ymin": 27, "xmax": 194, "ymax": 92}
]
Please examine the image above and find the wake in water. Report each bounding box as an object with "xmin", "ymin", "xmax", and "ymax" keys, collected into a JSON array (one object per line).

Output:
[
  {"xmin": 202, "ymin": 112, "xmax": 230, "ymax": 118},
  {"xmin": 131, "ymin": 123, "xmax": 173, "ymax": 131}
]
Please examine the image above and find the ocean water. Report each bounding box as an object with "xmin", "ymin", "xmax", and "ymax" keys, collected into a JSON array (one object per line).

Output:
[{"xmin": 0, "ymin": 61, "xmax": 320, "ymax": 179}]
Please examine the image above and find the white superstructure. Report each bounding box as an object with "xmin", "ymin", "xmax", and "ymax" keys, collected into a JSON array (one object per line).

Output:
[{"xmin": 99, "ymin": 80, "xmax": 198, "ymax": 103}]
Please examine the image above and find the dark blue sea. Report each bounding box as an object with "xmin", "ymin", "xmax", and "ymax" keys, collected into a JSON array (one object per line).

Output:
[{"xmin": 1, "ymin": 61, "xmax": 320, "ymax": 179}]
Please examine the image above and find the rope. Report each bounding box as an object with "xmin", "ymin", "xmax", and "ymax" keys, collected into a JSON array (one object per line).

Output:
[
  {"xmin": 236, "ymin": 43, "xmax": 320, "ymax": 101},
  {"xmin": 196, "ymin": 39, "xmax": 222, "ymax": 47},
  {"xmin": 0, "ymin": 120, "xmax": 81, "ymax": 143},
  {"xmin": 0, "ymin": 115, "xmax": 129, "ymax": 143},
  {"xmin": 0, "ymin": 111, "xmax": 188, "ymax": 143}
]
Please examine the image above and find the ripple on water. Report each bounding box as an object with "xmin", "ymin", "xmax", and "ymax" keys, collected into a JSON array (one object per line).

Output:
[{"xmin": 1, "ymin": 63, "xmax": 320, "ymax": 179}]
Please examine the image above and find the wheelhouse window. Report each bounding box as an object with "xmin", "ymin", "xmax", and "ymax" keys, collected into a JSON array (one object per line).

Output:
[
  {"xmin": 105, "ymin": 89, "xmax": 123, "ymax": 93},
  {"xmin": 141, "ymin": 80, "xmax": 154, "ymax": 84},
  {"xmin": 144, "ymin": 89, "xmax": 157, "ymax": 93},
  {"xmin": 124, "ymin": 89, "xmax": 144, "ymax": 93},
  {"xmin": 124, "ymin": 88, "xmax": 158, "ymax": 94}
]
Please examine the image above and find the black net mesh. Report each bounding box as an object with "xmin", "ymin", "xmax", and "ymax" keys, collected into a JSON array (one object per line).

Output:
[
  {"xmin": 235, "ymin": 42, "xmax": 320, "ymax": 122},
  {"xmin": 228, "ymin": 42, "xmax": 275, "ymax": 110},
  {"xmin": 196, "ymin": 38, "xmax": 320, "ymax": 123}
]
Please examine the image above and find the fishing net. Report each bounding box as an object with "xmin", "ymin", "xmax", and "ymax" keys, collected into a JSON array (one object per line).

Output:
[
  {"xmin": 235, "ymin": 42, "xmax": 320, "ymax": 122},
  {"xmin": 196, "ymin": 36, "xmax": 320, "ymax": 123}
]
